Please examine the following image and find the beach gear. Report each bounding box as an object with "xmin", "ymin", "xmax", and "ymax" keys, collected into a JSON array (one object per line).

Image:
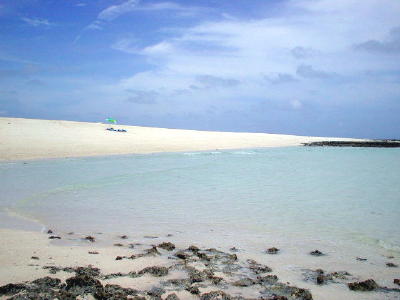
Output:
[{"xmin": 105, "ymin": 118, "xmax": 117, "ymax": 124}]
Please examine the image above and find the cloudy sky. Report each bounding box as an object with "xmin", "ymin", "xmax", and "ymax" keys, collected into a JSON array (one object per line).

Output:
[{"xmin": 1, "ymin": 0, "xmax": 399, "ymax": 138}]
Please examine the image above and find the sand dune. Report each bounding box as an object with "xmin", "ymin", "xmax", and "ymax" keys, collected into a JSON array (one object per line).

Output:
[{"xmin": 0, "ymin": 117, "xmax": 351, "ymax": 161}]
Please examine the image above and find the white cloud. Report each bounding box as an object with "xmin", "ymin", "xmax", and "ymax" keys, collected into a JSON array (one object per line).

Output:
[
  {"xmin": 21, "ymin": 17, "xmax": 54, "ymax": 27},
  {"xmin": 97, "ymin": 0, "xmax": 139, "ymax": 21},
  {"xmin": 113, "ymin": 0, "xmax": 399, "ymax": 91}
]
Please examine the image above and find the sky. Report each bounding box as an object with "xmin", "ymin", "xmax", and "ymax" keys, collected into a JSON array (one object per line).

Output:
[{"xmin": 0, "ymin": 0, "xmax": 399, "ymax": 138}]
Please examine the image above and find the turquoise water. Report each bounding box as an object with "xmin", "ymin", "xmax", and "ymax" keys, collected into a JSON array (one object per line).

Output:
[{"xmin": 1, "ymin": 147, "xmax": 400, "ymax": 252}]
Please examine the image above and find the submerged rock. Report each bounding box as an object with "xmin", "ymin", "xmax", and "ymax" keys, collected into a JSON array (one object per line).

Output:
[
  {"xmin": 356, "ymin": 257, "xmax": 367, "ymax": 261},
  {"xmin": 84, "ymin": 236, "xmax": 95, "ymax": 242},
  {"xmin": 386, "ymin": 262, "xmax": 398, "ymax": 268},
  {"xmin": 142, "ymin": 246, "xmax": 161, "ymax": 256},
  {"xmin": 309, "ymin": 250, "xmax": 324, "ymax": 256},
  {"xmin": 267, "ymin": 247, "xmax": 280, "ymax": 254},
  {"xmin": 394, "ymin": 279, "xmax": 400, "ymax": 286},
  {"xmin": 348, "ymin": 279, "xmax": 379, "ymax": 291},
  {"xmin": 303, "ymin": 269, "xmax": 350, "ymax": 285},
  {"xmin": 48, "ymin": 236, "xmax": 61, "ymax": 240}
]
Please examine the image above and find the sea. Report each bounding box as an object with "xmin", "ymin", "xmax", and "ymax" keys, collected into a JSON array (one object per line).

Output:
[{"xmin": 1, "ymin": 146, "xmax": 400, "ymax": 293}]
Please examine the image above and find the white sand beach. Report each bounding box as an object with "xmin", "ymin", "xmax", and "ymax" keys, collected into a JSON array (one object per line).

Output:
[{"xmin": 0, "ymin": 117, "xmax": 351, "ymax": 161}]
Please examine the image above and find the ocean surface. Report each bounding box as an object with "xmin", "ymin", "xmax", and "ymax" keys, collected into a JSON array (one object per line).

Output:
[{"xmin": 1, "ymin": 147, "xmax": 400, "ymax": 255}]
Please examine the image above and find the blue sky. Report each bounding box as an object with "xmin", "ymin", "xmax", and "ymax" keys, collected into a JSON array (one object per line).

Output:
[{"xmin": 0, "ymin": 0, "xmax": 399, "ymax": 138}]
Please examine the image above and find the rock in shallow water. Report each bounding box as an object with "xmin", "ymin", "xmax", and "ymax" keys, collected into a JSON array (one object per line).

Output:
[
  {"xmin": 309, "ymin": 250, "xmax": 324, "ymax": 256},
  {"xmin": 348, "ymin": 279, "xmax": 379, "ymax": 291},
  {"xmin": 267, "ymin": 247, "xmax": 280, "ymax": 254},
  {"xmin": 158, "ymin": 242, "xmax": 176, "ymax": 251}
]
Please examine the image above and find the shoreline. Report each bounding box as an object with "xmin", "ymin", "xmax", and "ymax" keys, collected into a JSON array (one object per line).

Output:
[{"xmin": 0, "ymin": 117, "xmax": 360, "ymax": 162}]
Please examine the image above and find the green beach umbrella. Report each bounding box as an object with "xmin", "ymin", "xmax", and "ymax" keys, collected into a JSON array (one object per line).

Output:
[{"xmin": 105, "ymin": 118, "xmax": 117, "ymax": 124}]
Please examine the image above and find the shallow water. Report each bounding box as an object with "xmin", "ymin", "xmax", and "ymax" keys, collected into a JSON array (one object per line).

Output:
[{"xmin": 1, "ymin": 147, "xmax": 399, "ymax": 253}]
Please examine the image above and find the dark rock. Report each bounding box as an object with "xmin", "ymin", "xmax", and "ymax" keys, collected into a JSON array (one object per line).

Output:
[
  {"xmin": 166, "ymin": 293, "xmax": 180, "ymax": 300},
  {"xmin": 47, "ymin": 230, "xmax": 53, "ymax": 234},
  {"xmin": 84, "ymin": 236, "xmax": 96, "ymax": 242},
  {"xmin": 114, "ymin": 243, "xmax": 124, "ymax": 247},
  {"xmin": 143, "ymin": 246, "xmax": 161, "ymax": 256},
  {"xmin": 348, "ymin": 279, "xmax": 379, "ymax": 291},
  {"xmin": 188, "ymin": 245, "xmax": 200, "ymax": 253},
  {"xmin": 232, "ymin": 277, "xmax": 256, "ymax": 287},
  {"xmin": 115, "ymin": 256, "xmax": 124, "ymax": 260},
  {"xmin": 309, "ymin": 250, "xmax": 324, "ymax": 256},
  {"xmin": 75, "ymin": 266, "xmax": 101, "ymax": 277},
  {"xmin": 229, "ymin": 247, "xmax": 239, "ymax": 252},
  {"xmin": 89, "ymin": 251, "xmax": 99, "ymax": 254},
  {"xmin": 0, "ymin": 283, "xmax": 26, "ymax": 296},
  {"xmin": 147, "ymin": 287, "xmax": 165, "ymax": 297},
  {"xmin": 187, "ymin": 267, "xmax": 207, "ymax": 283},
  {"xmin": 144, "ymin": 235, "xmax": 158, "ymax": 239},
  {"xmin": 48, "ymin": 236, "xmax": 61, "ymax": 239},
  {"xmin": 186, "ymin": 286, "xmax": 200, "ymax": 294},
  {"xmin": 158, "ymin": 242, "xmax": 176, "ymax": 251},
  {"xmin": 42, "ymin": 266, "xmax": 75, "ymax": 274},
  {"xmin": 102, "ymin": 272, "xmax": 126, "ymax": 280},
  {"xmin": 316, "ymin": 274, "xmax": 325, "ymax": 285},
  {"xmin": 247, "ymin": 259, "xmax": 272, "ymax": 274},
  {"xmin": 394, "ymin": 279, "xmax": 400, "ymax": 286},
  {"xmin": 200, "ymin": 290, "xmax": 232, "ymax": 300},
  {"xmin": 31, "ymin": 256, "xmax": 39, "ymax": 260},
  {"xmin": 210, "ymin": 276, "xmax": 224, "ymax": 285},
  {"xmin": 267, "ymin": 247, "xmax": 280, "ymax": 254},
  {"xmin": 138, "ymin": 266, "xmax": 169, "ymax": 277},
  {"xmin": 120, "ymin": 235, "xmax": 128, "ymax": 239},
  {"xmin": 266, "ymin": 283, "xmax": 312, "ymax": 300},
  {"xmin": 303, "ymin": 140, "xmax": 400, "ymax": 148},
  {"xmin": 32, "ymin": 276, "xmax": 61, "ymax": 288},
  {"xmin": 386, "ymin": 262, "xmax": 398, "ymax": 268},
  {"xmin": 356, "ymin": 257, "xmax": 367, "ymax": 261},
  {"xmin": 175, "ymin": 250, "xmax": 189, "ymax": 259},
  {"xmin": 65, "ymin": 274, "xmax": 103, "ymax": 295},
  {"xmin": 94, "ymin": 283, "xmax": 138, "ymax": 299}
]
